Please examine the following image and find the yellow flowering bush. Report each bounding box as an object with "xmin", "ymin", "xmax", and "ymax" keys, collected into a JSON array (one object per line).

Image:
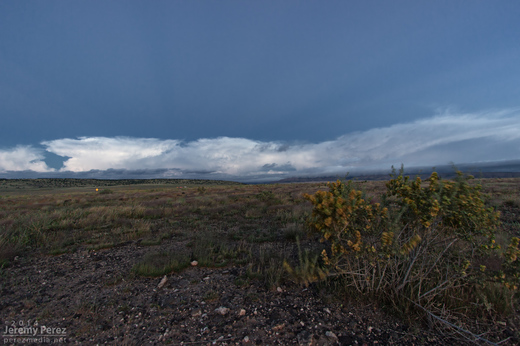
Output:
[
  {"xmin": 497, "ymin": 237, "xmax": 520, "ymax": 291},
  {"xmin": 304, "ymin": 180, "xmax": 387, "ymax": 259},
  {"xmin": 385, "ymin": 170, "xmax": 499, "ymax": 243},
  {"xmin": 304, "ymin": 168, "xmax": 519, "ymax": 319}
]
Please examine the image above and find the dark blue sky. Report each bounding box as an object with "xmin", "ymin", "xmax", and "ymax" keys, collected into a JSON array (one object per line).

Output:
[{"xmin": 1, "ymin": 1, "xmax": 520, "ymax": 180}]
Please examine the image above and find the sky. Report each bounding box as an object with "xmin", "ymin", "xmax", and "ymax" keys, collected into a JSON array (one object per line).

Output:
[{"xmin": 1, "ymin": 1, "xmax": 520, "ymax": 182}]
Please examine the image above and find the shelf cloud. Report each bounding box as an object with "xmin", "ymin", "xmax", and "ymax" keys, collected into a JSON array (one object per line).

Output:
[{"xmin": 1, "ymin": 109, "xmax": 519, "ymax": 181}]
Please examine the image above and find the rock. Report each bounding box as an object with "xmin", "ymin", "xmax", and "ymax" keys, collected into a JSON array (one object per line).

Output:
[
  {"xmin": 215, "ymin": 306, "xmax": 229, "ymax": 315},
  {"xmin": 238, "ymin": 309, "xmax": 246, "ymax": 316},
  {"xmin": 272, "ymin": 323, "xmax": 285, "ymax": 331},
  {"xmin": 277, "ymin": 287, "xmax": 283, "ymax": 292},
  {"xmin": 325, "ymin": 331, "xmax": 338, "ymax": 341},
  {"xmin": 191, "ymin": 260, "xmax": 198, "ymax": 266},
  {"xmin": 191, "ymin": 309, "xmax": 202, "ymax": 317},
  {"xmin": 157, "ymin": 275, "xmax": 168, "ymax": 289},
  {"xmin": 243, "ymin": 336, "xmax": 250, "ymax": 343}
]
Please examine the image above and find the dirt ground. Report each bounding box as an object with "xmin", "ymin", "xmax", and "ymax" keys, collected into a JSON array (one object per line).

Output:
[{"xmin": 2, "ymin": 240, "xmax": 517, "ymax": 345}]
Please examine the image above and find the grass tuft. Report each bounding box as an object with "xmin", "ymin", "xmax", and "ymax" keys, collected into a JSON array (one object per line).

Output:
[{"xmin": 132, "ymin": 251, "xmax": 190, "ymax": 277}]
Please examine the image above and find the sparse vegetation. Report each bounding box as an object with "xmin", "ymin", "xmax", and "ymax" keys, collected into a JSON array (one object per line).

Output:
[
  {"xmin": 283, "ymin": 239, "xmax": 328, "ymax": 287},
  {"xmin": 0, "ymin": 175, "xmax": 519, "ymax": 342},
  {"xmin": 132, "ymin": 251, "xmax": 191, "ymax": 277}
]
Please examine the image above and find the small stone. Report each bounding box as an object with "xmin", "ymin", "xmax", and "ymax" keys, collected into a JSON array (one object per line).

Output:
[
  {"xmin": 272, "ymin": 323, "xmax": 285, "ymax": 331},
  {"xmin": 325, "ymin": 331, "xmax": 338, "ymax": 340},
  {"xmin": 191, "ymin": 260, "xmax": 198, "ymax": 266},
  {"xmin": 158, "ymin": 275, "xmax": 168, "ymax": 289},
  {"xmin": 368, "ymin": 326, "xmax": 374, "ymax": 333},
  {"xmin": 324, "ymin": 308, "xmax": 331, "ymax": 314},
  {"xmin": 191, "ymin": 309, "xmax": 202, "ymax": 317},
  {"xmin": 215, "ymin": 306, "xmax": 229, "ymax": 315},
  {"xmin": 238, "ymin": 309, "xmax": 246, "ymax": 316},
  {"xmin": 243, "ymin": 336, "xmax": 250, "ymax": 343},
  {"xmin": 276, "ymin": 287, "xmax": 283, "ymax": 292}
]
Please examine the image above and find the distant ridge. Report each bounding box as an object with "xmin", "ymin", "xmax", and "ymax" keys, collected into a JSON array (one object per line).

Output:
[
  {"xmin": 276, "ymin": 171, "xmax": 520, "ymax": 183},
  {"xmin": 275, "ymin": 160, "xmax": 520, "ymax": 183}
]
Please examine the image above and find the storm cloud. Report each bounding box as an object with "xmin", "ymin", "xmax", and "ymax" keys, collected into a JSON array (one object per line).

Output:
[
  {"xmin": 2, "ymin": 110, "xmax": 519, "ymax": 181},
  {"xmin": 0, "ymin": 146, "xmax": 52, "ymax": 172}
]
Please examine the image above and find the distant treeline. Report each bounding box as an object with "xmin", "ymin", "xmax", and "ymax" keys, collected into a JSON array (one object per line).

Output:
[{"xmin": 0, "ymin": 178, "xmax": 243, "ymax": 189}]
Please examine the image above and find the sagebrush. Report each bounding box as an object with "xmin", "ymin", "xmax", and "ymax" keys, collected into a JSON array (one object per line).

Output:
[{"xmin": 304, "ymin": 169, "xmax": 519, "ymax": 325}]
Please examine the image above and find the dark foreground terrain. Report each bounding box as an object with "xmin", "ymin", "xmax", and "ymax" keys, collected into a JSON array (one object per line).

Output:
[
  {"xmin": 1, "ymin": 178, "xmax": 519, "ymax": 345},
  {"xmin": 3, "ymin": 242, "xmax": 450, "ymax": 345}
]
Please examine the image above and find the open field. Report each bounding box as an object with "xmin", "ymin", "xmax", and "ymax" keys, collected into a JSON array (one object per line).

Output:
[{"xmin": 0, "ymin": 177, "xmax": 519, "ymax": 344}]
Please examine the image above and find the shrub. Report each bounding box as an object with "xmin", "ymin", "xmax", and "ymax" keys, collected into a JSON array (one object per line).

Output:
[
  {"xmin": 98, "ymin": 189, "xmax": 113, "ymax": 194},
  {"xmin": 304, "ymin": 168, "xmax": 518, "ymax": 328}
]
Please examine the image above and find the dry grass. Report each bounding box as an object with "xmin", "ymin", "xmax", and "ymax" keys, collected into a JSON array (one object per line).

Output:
[
  {"xmin": 0, "ymin": 180, "xmax": 319, "ymax": 270},
  {"xmin": 1, "ymin": 176, "xmax": 519, "ymax": 339}
]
